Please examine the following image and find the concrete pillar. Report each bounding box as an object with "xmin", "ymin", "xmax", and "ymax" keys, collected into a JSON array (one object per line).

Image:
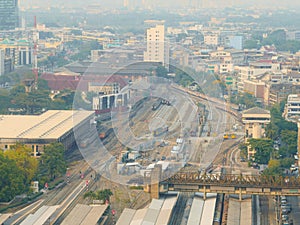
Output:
[
  {"xmin": 239, "ymin": 188, "xmax": 242, "ymax": 201},
  {"xmin": 203, "ymin": 186, "xmax": 207, "ymax": 200},
  {"xmin": 150, "ymin": 164, "xmax": 162, "ymax": 199}
]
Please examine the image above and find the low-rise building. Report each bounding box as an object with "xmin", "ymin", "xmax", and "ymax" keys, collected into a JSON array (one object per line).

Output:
[
  {"xmin": 285, "ymin": 94, "xmax": 300, "ymax": 122},
  {"xmin": 242, "ymin": 107, "xmax": 271, "ymax": 159},
  {"xmin": 0, "ymin": 110, "xmax": 94, "ymax": 156}
]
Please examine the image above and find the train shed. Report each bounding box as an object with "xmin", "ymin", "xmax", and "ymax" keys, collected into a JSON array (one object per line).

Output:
[{"xmin": 0, "ymin": 110, "xmax": 94, "ymax": 155}]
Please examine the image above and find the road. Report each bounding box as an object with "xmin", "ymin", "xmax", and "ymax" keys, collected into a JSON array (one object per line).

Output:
[{"xmin": 287, "ymin": 196, "xmax": 300, "ymax": 225}]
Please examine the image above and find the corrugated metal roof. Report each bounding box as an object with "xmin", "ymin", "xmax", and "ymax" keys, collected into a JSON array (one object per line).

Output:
[
  {"xmin": 80, "ymin": 205, "xmax": 108, "ymax": 225},
  {"xmin": 0, "ymin": 110, "xmax": 94, "ymax": 140},
  {"xmin": 199, "ymin": 198, "xmax": 216, "ymax": 225},
  {"xmin": 149, "ymin": 199, "xmax": 164, "ymax": 210},
  {"xmin": 116, "ymin": 208, "xmax": 136, "ymax": 225},
  {"xmin": 227, "ymin": 199, "xmax": 240, "ymax": 225},
  {"xmin": 155, "ymin": 197, "xmax": 177, "ymax": 225},
  {"xmin": 20, "ymin": 206, "xmax": 49, "ymax": 225},
  {"xmin": 142, "ymin": 208, "xmax": 161, "ymax": 225},
  {"xmin": 20, "ymin": 206, "xmax": 58, "ymax": 225},
  {"xmin": 130, "ymin": 208, "xmax": 148, "ymax": 225},
  {"xmin": 61, "ymin": 204, "xmax": 91, "ymax": 225},
  {"xmin": 32, "ymin": 206, "xmax": 58, "ymax": 225},
  {"xmin": 187, "ymin": 197, "xmax": 204, "ymax": 225},
  {"xmin": 240, "ymin": 199, "xmax": 252, "ymax": 225}
]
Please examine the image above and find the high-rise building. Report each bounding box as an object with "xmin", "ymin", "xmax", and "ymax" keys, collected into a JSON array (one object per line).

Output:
[
  {"xmin": 144, "ymin": 23, "xmax": 169, "ymax": 68},
  {"xmin": 0, "ymin": 0, "xmax": 19, "ymax": 30}
]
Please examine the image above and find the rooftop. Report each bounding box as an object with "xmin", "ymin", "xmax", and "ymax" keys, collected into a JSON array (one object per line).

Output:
[
  {"xmin": 242, "ymin": 107, "xmax": 270, "ymax": 115},
  {"xmin": 0, "ymin": 110, "xmax": 94, "ymax": 140}
]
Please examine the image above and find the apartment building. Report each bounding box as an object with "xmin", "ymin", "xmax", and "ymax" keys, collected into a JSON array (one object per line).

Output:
[{"xmin": 144, "ymin": 24, "xmax": 169, "ymax": 67}]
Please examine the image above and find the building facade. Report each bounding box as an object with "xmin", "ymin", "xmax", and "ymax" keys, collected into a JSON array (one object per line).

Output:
[
  {"xmin": 285, "ymin": 94, "xmax": 300, "ymax": 122},
  {"xmin": 144, "ymin": 24, "xmax": 169, "ymax": 67},
  {"xmin": 0, "ymin": 0, "xmax": 19, "ymax": 30},
  {"xmin": 242, "ymin": 107, "xmax": 271, "ymax": 159},
  {"xmin": 0, "ymin": 39, "xmax": 33, "ymax": 66},
  {"xmin": 0, "ymin": 110, "xmax": 95, "ymax": 156}
]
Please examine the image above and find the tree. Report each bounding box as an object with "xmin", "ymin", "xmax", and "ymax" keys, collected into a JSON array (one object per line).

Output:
[
  {"xmin": 40, "ymin": 143, "xmax": 66, "ymax": 181},
  {"xmin": 239, "ymin": 143, "xmax": 248, "ymax": 159},
  {"xmin": 4, "ymin": 143, "xmax": 38, "ymax": 185},
  {"xmin": 0, "ymin": 152, "xmax": 27, "ymax": 202},
  {"xmin": 84, "ymin": 189, "xmax": 113, "ymax": 202},
  {"xmin": 280, "ymin": 130, "xmax": 297, "ymax": 157},
  {"xmin": 247, "ymin": 139, "xmax": 273, "ymax": 164},
  {"xmin": 244, "ymin": 39, "xmax": 261, "ymax": 49},
  {"xmin": 155, "ymin": 65, "xmax": 168, "ymax": 78},
  {"xmin": 267, "ymin": 159, "xmax": 281, "ymax": 174}
]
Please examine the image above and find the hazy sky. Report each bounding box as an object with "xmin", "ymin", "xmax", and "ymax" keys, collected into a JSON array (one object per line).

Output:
[{"xmin": 19, "ymin": 0, "xmax": 300, "ymax": 9}]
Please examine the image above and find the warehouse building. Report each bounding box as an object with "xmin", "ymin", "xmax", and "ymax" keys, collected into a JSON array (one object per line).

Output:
[{"xmin": 0, "ymin": 110, "xmax": 94, "ymax": 156}]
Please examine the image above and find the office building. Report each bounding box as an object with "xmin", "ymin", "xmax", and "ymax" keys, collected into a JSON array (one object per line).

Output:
[{"xmin": 0, "ymin": 0, "xmax": 19, "ymax": 30}]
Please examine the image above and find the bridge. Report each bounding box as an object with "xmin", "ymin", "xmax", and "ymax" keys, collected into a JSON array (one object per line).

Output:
[{"xmin": 144, "ymin": 166, "xmax": 300, "ymax": 200}]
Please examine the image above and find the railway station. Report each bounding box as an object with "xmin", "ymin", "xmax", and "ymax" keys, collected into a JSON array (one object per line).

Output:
[{"xmin": 0, "ymin": 110, "xmax": 95, "ymax": 155}]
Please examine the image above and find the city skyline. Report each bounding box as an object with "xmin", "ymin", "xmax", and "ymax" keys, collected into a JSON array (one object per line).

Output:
[{"xmin": 19, "ymin": 0, "xmax": 300, "ymax": 9}]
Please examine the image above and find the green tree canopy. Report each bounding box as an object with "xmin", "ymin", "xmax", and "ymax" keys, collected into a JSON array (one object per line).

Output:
[
  {"xmin": 40, "ymin": 143, "xmax": 66, "ymax": 181},
  {"xmin": 0, "ymin": 152, "xmax": 27, "ymax": 202},
  {"xmin": 4, "ymin": 143, "xmax": 38, "ymax": 185},
  {"xmin": 248, "ymin": 139, "xmax": 273, "ymax": 164},
  {"xmin": 84, "ymin": 189, "xmax": 113, "ymax": 202}
]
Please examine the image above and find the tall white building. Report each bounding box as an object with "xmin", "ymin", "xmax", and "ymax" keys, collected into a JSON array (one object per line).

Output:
[
  {"xmin": 144, "ymin": 24, "xmax": 169, "ymax": 68},
  {"xmin": 0, "ymin": 49, "xmax": 4, "ymax": 76},
  {"xmin": 285, "ymin": 94, "xmax": 300, "ymax": 122}
]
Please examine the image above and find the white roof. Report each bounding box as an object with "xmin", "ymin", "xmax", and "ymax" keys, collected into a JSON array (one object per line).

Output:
[
  {"xmin": 187, "ymin": 197, "xmax": 204, "ymax": 225},
  {"xmin": 61, "ymin": 204, "xmax": 91, "ymax": 225},
  {"xmin": 172, "ymin": 146, "xmax": 180, "ymax": 151},
  {"xmin": 240, "ymin": 199, "xmax": 252, "ymax": 225},
  {"xmin": 0, "ymin": 110, "xmax": 94, "ymax": 140},
  {"xmin": 20, "ymin": 206, "xmax": 58, "ymax": 225},
  {"xmin": 126, "ymin": 162, "xmax": 142, "ymax": 167},
  {"xmin": 130, "ymin": 208, "xmax": 148, "ymax": 225},
  {"xmin": 116, "ymin": 208, "xmax": 136, "ymax": 225},
  {"xmin": 176, "ymin": 138, "xmax": 183, "ymax": 144},
  {"xmin": 200, "ymin": 198, "xmax": 217, "ymax": 225},
  {"xmin": 156, "ymin": 161, "xmax": 170, "ymax": 171},
  {"xmin": 80, "ymin": 205, "xmax": 108, "ymax": 225},
  {"xmin": 155, "ymin": 197, "xmax": 177, "ymax": 225}
]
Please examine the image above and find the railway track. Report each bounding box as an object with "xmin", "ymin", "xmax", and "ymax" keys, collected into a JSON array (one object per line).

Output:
[{"xmin": 168, "ymin": 192, "xmax": 191, "ymax": 225}]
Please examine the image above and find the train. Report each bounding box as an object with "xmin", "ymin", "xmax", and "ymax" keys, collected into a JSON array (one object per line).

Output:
[
  {"xmin": 152, "ymin": 99, "xmax": 162, "ymax": 110},
  {"xmin": 161, "ymin": 99, "xmax": 171, "ymax": 106},
  {"xmin": 153, "ymin": 126, "xmax": 169, "ymax": 137},
  {"xmin": 152, "ymin": 98, "xmax": 172, "ymax": 110}
]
